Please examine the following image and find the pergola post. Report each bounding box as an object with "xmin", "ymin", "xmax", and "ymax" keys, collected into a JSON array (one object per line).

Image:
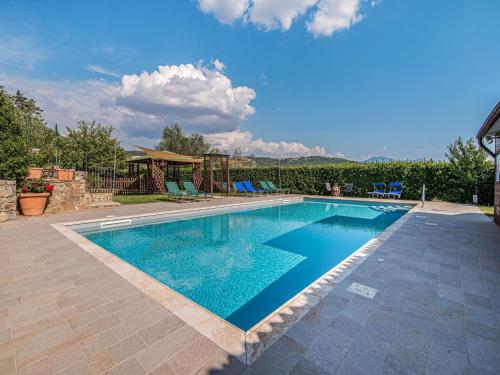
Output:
[{"xmin": 203, "ymin": 153, "xmax": 230, "ymax": 196}]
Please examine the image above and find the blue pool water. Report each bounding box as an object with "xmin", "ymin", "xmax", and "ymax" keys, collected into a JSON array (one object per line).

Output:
[{"xmin": 82, "ymin": 199, "xmax": 410, "ymax": 330}]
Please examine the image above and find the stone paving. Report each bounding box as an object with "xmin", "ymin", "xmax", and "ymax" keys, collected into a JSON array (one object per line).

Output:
[{"xmin": 0, "ymin": 196, "xmax": 499, "ymax": 374}]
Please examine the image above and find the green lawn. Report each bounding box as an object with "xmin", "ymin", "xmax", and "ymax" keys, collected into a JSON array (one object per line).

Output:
[
  {"xmin": 113, "ymin": 194, "xmax": 172, "ymax": 205},
  {"xmin": 478, "ymin": 205, "xmax": 494, "ymax": 218}
]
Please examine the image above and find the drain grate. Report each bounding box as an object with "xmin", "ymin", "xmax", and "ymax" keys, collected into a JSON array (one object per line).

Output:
[{"xmin": 347, "ymin": 282, "xmax": 378, "ymax": 300}]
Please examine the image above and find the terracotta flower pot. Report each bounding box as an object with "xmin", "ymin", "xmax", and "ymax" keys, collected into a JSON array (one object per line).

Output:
[
  {"xmin": 27, "ymin": 167, "xmax": 43, "ymax": 179},
  {"xmin": 56, "ymin": 169, "xmax": 74, "ymax": 181},
  {"xmin": 18, "ymin": 193, "xmax": 50, "ymax": 216}
]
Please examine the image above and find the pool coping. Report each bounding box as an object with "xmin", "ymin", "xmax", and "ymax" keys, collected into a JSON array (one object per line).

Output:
[{"xmin": 51, "ymin": 196, "xmax": 419, "ymax": 365}]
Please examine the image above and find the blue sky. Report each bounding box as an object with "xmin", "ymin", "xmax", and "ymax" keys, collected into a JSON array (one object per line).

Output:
[{"xmin": 0, "ymin": 0, "xmax": 499, "ymax": 160}]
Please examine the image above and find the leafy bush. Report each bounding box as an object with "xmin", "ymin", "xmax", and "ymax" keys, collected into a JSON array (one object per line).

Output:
[
  {"xmin": 0, "ymin": 87, "xmax": 30, "ymax": 180},
  {"xmin": 226, "ymin": 160, "xmax": 495, "ymax": 204}
]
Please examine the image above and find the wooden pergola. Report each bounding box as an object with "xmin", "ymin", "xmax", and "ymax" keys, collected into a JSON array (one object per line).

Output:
[{"xmin": 127, "ymin": 146, "xmax": 203, "ymax": 194}]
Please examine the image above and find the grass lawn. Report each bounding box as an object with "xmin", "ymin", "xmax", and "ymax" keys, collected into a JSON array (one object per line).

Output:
[
  {"xmin": 113, "ymin": 194, "xmax": 172, "ymax": 205},
  {"xmin": 478, "ymin": 205, "xmax": 494, "ymax": 218}
]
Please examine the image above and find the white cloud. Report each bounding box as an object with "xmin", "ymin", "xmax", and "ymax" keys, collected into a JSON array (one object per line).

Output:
[
  {"xmin": 307, "ymin": 0, "xmax": 364, "ymax": 37},
  {"xmin": 85, "ymin": 64, "xmax": 120, "ymax": 78},
  {"xmin": 196, "ymin": 0, "xmax": 375, "ymax": 36},
  {"xmin": 248, "ymin": 0, "xmax": 317, "ymax": 31},
  {"xmin": 198, "ymin": 0, "xmax": 249, "ymax": 24},
  {"xmin": 212, "ymin": 58, "xmax": 226, "ymax": 72},
  {"xmin": 116, "ymin": 63, "xmax": 256, "ymax": 132},
  {"xmin": 0, "ymin": 62, "xmax": 257, "ymax": 145},
  {"xmin": 205, "ymin": 129, "xmax": 326, "ymax": 157}
]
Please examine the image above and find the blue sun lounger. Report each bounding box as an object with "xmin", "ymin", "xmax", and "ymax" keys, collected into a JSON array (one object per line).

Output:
[
  {"xmin": 385, "ymin": 182, "xmax": 403, "ymax": 199},
  {"xmin": 233, "ymin": 181, "xmax": 250, "ymax": 195},
  {"xmin": 368, "ymin": 182, "xmax": 386, "ymax": 198},
  {"xmin": 243, "ymin": 180, "xmax": 265, "ymax": 194}
]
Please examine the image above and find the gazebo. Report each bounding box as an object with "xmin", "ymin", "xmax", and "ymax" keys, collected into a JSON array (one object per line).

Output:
[{"xmin": 127, "ymin": 146, "xmax": 203, "ymax": 194}]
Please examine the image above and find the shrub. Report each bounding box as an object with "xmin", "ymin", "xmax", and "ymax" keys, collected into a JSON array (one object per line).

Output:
[
  {"xmin": 0, "ymin": 87, "xmax": 30, "ymax": 180},
  {"xmin": 225, "ymin": 161, "xmax": 495, "ymax": 205}
]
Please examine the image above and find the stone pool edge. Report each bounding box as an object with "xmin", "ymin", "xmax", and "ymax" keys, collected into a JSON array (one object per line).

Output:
[{"xmin": 51, "ymin": 197, "xmax": 419, "ymax": 365}]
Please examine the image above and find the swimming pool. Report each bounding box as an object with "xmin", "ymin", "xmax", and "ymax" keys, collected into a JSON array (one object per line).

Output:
[{"xmin": 77, "ymin": 198, "xmax": 411, "ymax": 331}]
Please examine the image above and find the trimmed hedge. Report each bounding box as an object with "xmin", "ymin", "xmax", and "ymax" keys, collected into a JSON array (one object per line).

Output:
[{"xmin": 223, "ymin": 161, "xmax": 495, "ymax": 205}]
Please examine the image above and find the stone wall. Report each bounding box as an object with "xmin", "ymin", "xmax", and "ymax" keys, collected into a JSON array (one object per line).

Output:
[
  {"xmin": 495, "ymin": 181, "xmax": 500, "ymax": 225},
  {"xmin": 0, "ymin": 180, "xmax": 17, "ymax": 222},
  {"xmin": 45, "ymin": 180, "xmax": 92, "ymax": 214}
]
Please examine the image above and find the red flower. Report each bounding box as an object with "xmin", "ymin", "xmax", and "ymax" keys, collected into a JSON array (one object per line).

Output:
[
  {"xmin": 21, "ymin": 186, "xmax": 28, "ymax": 193},
  {"xmin": 45, "ymin": 184, "xmax": 54, "ymax": 192}
]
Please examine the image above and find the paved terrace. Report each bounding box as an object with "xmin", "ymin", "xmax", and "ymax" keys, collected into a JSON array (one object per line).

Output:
[{"xmin": 0, "ymin": 196, "xmax": 499, "ymax": 375}]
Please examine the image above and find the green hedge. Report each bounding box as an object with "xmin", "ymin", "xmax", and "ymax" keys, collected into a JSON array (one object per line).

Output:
[{"xmin": 224, "ymin": 161, "xmax": 495, "ymax": 205}]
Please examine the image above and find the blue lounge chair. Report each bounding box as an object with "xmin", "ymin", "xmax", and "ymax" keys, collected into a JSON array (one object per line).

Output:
[
  {"xmin": 385, "ymin": 182, "xmax": 403, "ymax": 199},
  {"xmin": 368, "ymin": 182, "xmax": 386, "ymax": 198},
  {"xmin": 233, "ymin": 181, "xmax": 250, "ymax": 195},
  {"xmin": 243, "ymin": 180, "xmax": 265, "ymax": 194}
]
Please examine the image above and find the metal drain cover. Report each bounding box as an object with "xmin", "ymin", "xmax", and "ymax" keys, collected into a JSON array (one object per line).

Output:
[{"xmin": 347, "ymin": 282, "xmax": 378, "ymax": 300}]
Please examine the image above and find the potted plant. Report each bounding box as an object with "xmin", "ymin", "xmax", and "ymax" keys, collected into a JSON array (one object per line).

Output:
[
  {"xmin": 27, "ymin": 167, "xmax": 43, "ymax": 179},
  {"xmin": 55, "ymin": 168, "xmax": 75, "ymax": 181},
  {"xmin": 17, "ymin": 179, "xmax": 55, "ymax": 216}
]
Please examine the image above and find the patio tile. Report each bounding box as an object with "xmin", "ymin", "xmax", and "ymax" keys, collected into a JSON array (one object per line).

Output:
[
  {"xmin": 163, "ymin": 335, "xmax": 226, "ymax": 375},
  {"xmin": 135, "ymin": 324, "xmax": 200, "ymax": 372},
  {"xmin": 437, "ymin": 283, "xmax": 465, "ymax": 305},
  {"xmin": 80, "ymin": 329, "xmax": 119, "ymax": 356},
  {"xmin": 137, "ymin": 315, "xmax": 185, "ymax": 345},
  {"xmin": 336, "ymin": 349, "xmax": 385, "ymax": 375},
  {"xmin": 89, "ymin": 313, "xmax": 121, "ymax": 335},
  {"xmin": 0, "ymin": 328, "xmax": 11, "ymax": 344},
  {"xmin": 463, "ymin": 280, "xmax": 491, "ymax": 298},
  {"xmin": 112, "ymin": 306, "xmax": 171, "ymax": 340},
  {"xmin": 0, "ymin": 355, "xmax": 16, "ymax": 375},
  {"xmin": 466, "ymin": 304, "xmax": 499, "ymax": 328},
  {"xmin": 102, "ymin": 357, "xmax": 146, "ymax": 375},
  {"xmin": 289, "ymin": 359, "xmax": 330, "ymax": 375},
  {"xmin": 252, "ymin": 336, "xmax": 302, "ymax": 375},
  {"xmin": 303, "ymin": 327, "xmax": 352, "ymax": 373},
  {"xmin": 18, "ymin": 343, "xmax": 86, "ymax": 375},
  {"xmin": 468, "ymin": 333, "xmax": 500, "ymax": 373},
  {"xmin": 383, "ymin": 348, "xmax": 428, "ymax": 375},
  {"xmin": 426, "ymin": 342, "xmax": 469, "ymax": 375},
  {"xmin": 107, "ymin": 334, "xmax": 146, "ymax": 364},
  {"xmin": 67, "ymin": 309, "xmax": 100, "ymax": 330},
  {"xmin": 329, "ymin": 315, "xmax": 363, "ymax": 338}
]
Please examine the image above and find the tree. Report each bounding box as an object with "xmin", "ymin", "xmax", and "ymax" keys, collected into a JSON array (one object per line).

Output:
[
  {"xmin": 58, "ymin": 120, "xmax": 127, "ymax": 170},
  {"xmin": 157, "ymin": 123, "xmax": 211, "ymax": 156},
  {"xmin": 445, "ymin": 137, "xmax": 490, "ymax": 170},
  {"xmin": 11, "ymin": 90, "xmax": 57, "ymax": 167},
  {"xmin": 445, "ymin": 136, "xmax": 493, "ymax": 202},
  {"xmin": 0, "ymin": 87, "xmax": 30, "ymax": 180}
]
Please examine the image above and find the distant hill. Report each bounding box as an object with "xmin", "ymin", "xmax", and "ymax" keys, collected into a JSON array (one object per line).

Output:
[
  {"xmin": 362, "ymin": 156, "xmax": 428, "ymax": 163},
  {"xmin": 248, "ymin": 155, "xmax": 354, "ymax": 167},
  {"xmin": 362, "ymin": 156, "xmax": 394, "ymax": 163}
]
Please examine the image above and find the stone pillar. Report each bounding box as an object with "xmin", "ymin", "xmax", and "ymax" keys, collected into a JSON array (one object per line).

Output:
[
  {"xmin": 495, "ymin": 181, "xmax": 500, "ymax": 225},
  {"xmin": 0, "ymin": 180, "xmax": 17, "ymax": 222}
]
